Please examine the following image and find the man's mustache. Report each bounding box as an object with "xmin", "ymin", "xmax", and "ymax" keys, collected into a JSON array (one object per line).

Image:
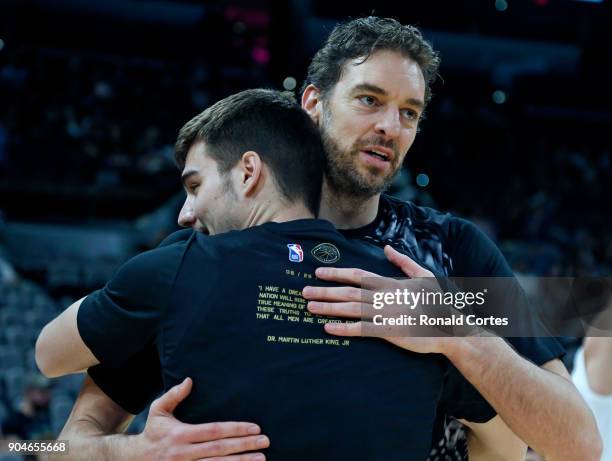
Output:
[{"xmin": 355, "ymin": 137, "xmax": 399, "ymax": 160}]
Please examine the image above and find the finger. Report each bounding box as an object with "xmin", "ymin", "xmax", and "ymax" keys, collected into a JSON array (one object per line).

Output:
[
  {"xmin": 302, "ymin": 286, "xmax": 375, "ymax": 303},
  {"xmin": 151, "ymin": 377, "xmax": 192, "ymax": 415},
  {"xmin": 197, "ymin": 453, "xmax": 265, "ymax": 461},
  {"xmin": 384, "ymin": 246, "xmax": 433, "ymax": 278},
  {"xmin": 315, "ymin": 267, "xmax": 401, "ymax": 291},
  {"xmin": 184, "ymin": 435, "xmax": 269, "ymax": 459},
  {"xmin": 314, "ymin": 267, "xmax": 381, "ymax": 284},
  {"xmin": 324, "ymin": 321, "xmax": 363, "ymax": 337},
  {"xmin": 308, "ymin": 301, "xmax": 372, "ymax": 320},
  {"xmin": 179, "ymin": 421, "xmax": 263, "ymax": 443}
]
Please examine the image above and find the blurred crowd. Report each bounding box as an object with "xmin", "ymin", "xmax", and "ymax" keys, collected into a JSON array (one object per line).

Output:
[{"xmin": 0, "ymin": 46, "xmax": 194, "ymax": 190}]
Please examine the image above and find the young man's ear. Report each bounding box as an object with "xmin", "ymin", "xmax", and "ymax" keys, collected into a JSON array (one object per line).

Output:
[
  {"xmin": 301, "ymin": 84, "xmax": 323, "ymax": 124},
  {"xmin": 238, "ymin": 151, "xmax": 264, "ymax": 196}
]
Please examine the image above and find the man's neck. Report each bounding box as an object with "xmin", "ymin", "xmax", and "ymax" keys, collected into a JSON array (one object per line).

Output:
[
  {"xmin": 245, "ymin": 202, "xmax": 314, "ymax": 229},
  {"xmin": 319, "ymin": 180, "xmax": 380, "ymax": 230}
]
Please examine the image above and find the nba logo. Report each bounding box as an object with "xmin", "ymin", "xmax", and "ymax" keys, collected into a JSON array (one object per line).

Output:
[{"xmin": 287, "ymin": 244, "xmax": 303, "ymax": 262}]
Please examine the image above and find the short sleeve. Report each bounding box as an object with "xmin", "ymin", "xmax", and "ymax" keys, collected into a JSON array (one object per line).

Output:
[
  {"xmin": 448, "ymin": 217, "xmax": 515, "ymax": 278},
  {"xmin": 87, "ymin": 344, "xmax": 163, "ymax": 415},
  {"xmin": 448, "ymin": 217, "xmax": 565, "ymax": 364},
  {"xmin": 77, "ymin": 243, "xmax": 185, "ymax": 366},
  {"xmin": 440, "ymin": 364, "xmax": 496, "ymax": 423}
]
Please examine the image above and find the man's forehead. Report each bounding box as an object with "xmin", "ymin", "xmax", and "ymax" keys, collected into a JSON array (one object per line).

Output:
[
  {"xmin": 184, "ymin": 141, "xmax": 216, "ymax": 169},
  {"xmin": 181, "ymin": 141, "xmax": 210, "ymax": 180},
  {"xmin": 185, "ymin": 140, "xmax": 207, "ymax": 164},
  {"xmin": 337, "ymin": 50, "xmax": 425, "ymax": 98}
]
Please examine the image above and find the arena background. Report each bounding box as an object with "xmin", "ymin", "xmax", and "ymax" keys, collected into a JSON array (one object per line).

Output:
[{"xmin": 0, "ymin": 0, "xmax": 610, "ymax": 458}]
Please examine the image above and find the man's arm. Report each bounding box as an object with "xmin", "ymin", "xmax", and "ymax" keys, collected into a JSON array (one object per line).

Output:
[
  {"xmin": 37, "ymin": 245, "xmax": 174, "ymax": 377},
  {"xmin": 47, "ymin": 374, "xmax": 133, "ymax": 461},
  {"xmin": 304, "ymin": 246, "xmax": 603, "ymax": 461},
  {"xmin": 48, "ymin": 376, "xmax": 269, "ymax": 461},
  {"xmin": 447, "ymin": 338, "xmax": 600, "ymax": 461},
  {"xmin": 36, "ymin": 298, "xmax": 99, "ymax": 377}
]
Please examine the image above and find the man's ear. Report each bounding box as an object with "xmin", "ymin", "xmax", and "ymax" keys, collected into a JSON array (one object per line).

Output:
[
  {"xmin": 301, "ymin": 84, "xmax": 323, "ymax": 124},
  {"xmin": 239, "ymin": 151, "xmax": 263, "ymax": 197}
]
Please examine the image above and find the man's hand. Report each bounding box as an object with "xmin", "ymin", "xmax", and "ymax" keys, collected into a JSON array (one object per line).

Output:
[
  {"xmin": 135, "ymin": 378, "xmax": 269, "ymax": 461},
  {"xmin": 303, "ymin": 245, "xmax": 455, "ymax": 355},
  {"xmin": 53, "ymin": 376, "xmax": 269, "ymax": 461}
]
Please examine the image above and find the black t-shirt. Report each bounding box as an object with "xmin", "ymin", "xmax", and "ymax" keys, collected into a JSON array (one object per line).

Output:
[
  {"xmin": 343, "ymin": 195, "xmax": 564, "ymax": 365},
  {"xmin": 79, "ymin": 219, "xmax": 495, "ymax": 461},
  {"xmin": 85, "ymin": 196, "xmax": 565, "ymax": 457}
]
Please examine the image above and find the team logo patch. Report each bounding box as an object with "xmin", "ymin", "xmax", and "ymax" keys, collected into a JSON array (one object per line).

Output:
[
  {"xmin": 287, "ymin": 244, "xmax": 304, "ymax": 262},
  {"xmin": 311, "ymin": 243, "xmax": 340, "ymax": 264}
]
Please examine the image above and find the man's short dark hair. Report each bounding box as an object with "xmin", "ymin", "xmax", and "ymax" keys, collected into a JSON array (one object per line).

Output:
[
  {"xmin": 302, "ymin": 16, "xmax": 440, "ymax": 104},
  {"xmin": 175, "ymin": 89, "xmax": 325, "ymax": 215}
]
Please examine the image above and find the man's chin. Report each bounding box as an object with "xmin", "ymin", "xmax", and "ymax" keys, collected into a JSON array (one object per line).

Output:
[
  {"xmin": 355, "ymin": 168, "xmax": 394, "ymax": 194},
  {"xmin": 332, "ymin": 174, "xmax": 389, "ymax": 197}
]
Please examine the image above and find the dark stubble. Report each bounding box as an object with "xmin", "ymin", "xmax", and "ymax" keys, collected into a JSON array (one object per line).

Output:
[{"xmin": 320, "ymin": 104, "xmax": 402, "ymax": 198}]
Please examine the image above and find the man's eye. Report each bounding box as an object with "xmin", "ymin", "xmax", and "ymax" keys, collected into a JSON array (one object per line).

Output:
[
  {"xmin": 189, "ymin": 184, "xmax": 199, "ymax": 194},
  {"xmin": 401, "ymin": 109, "xmax": 418, "ymax": 121},
  {"xmin": 359, "ymin": 95, "xmax": 378, "ymax": 107}
]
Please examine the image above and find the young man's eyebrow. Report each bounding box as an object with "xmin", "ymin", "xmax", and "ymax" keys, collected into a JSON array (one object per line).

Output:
[
  {"xmin": 181, "ymin": 170, "xmax": 199, "ymax": 188},
  {"xmin": 351, "ymin": 83, "xmax": 425, "ymax": 110}
]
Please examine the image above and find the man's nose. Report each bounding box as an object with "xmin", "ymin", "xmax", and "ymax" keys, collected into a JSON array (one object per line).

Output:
[
  {"xmin": 178, "ymin": 205, "xmax": 196, "ymax": 228},
  {"xmin": 374, "ymin": 106, "xmax": 401, "ymax": 140}
]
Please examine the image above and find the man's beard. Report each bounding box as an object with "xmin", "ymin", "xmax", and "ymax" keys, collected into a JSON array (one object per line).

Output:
[
  {"xmin": 207, "ymin": 172, "xmax": 242, "ymax": 235},
  {"xmin": 320, "ymin": 110, "xmax": 401, "ymax": 198}
]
